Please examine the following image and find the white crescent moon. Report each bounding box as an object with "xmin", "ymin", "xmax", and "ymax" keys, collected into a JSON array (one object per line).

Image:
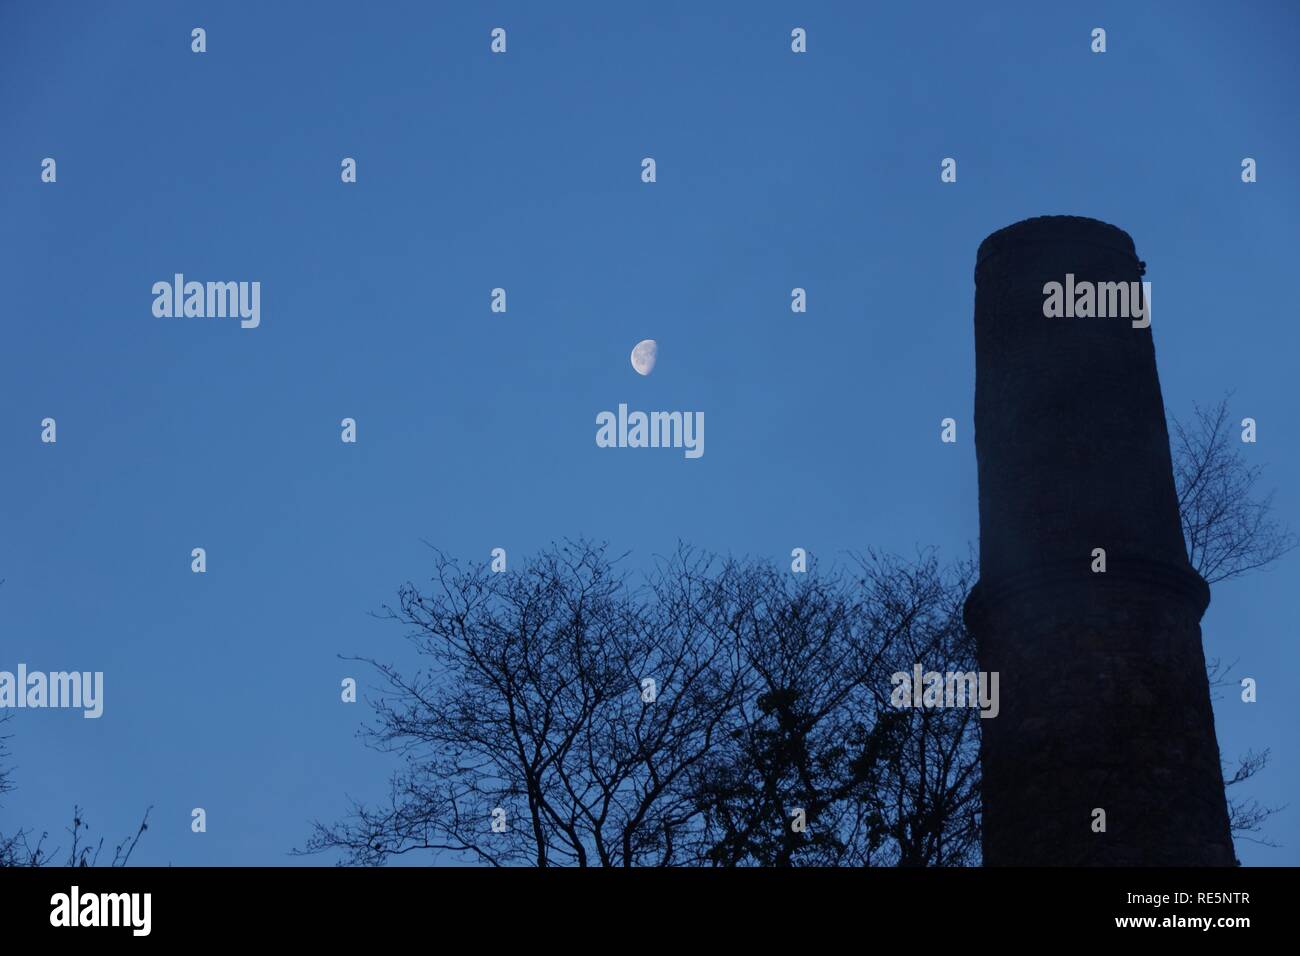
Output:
[{"xmin": 631, "ymin": 339, "xmax": 657, "ymax": 376}]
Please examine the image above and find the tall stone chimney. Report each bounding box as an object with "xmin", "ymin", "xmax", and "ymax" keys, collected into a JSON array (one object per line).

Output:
[{"xmin": 964, "ymin": 215, "xmax": 1235, "ymax": 866}]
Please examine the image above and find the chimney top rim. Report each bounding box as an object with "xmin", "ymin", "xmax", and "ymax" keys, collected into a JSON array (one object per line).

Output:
[{"xmin": 976, "ymin": 216, "xmax": 1138, "ymax": 269}]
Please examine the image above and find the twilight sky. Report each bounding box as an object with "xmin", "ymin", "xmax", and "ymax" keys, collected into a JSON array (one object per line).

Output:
[{"xmin": 1, "ymin": 0, "xmax": 1297, "ymax": 864}]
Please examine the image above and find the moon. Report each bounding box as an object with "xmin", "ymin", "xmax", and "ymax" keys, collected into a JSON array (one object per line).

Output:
[{"xmin": 630, "ymin": 339, "xmax": 657, "ymax": 376}]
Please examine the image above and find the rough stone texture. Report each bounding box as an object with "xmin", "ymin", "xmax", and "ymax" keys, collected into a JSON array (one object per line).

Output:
[{"xmin": 965, "ymin": 216, "xmax": 1236, "ymax": 866}]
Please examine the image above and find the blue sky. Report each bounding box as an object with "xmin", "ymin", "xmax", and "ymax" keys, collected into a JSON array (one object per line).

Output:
[{"xmin": 1, "ymin": 0, "xmax": 1297, "ymax": 865}]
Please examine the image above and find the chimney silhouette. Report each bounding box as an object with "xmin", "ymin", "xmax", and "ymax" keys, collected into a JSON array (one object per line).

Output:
[{"xmin": 965, "ymin": 216, "xmax": 1235, "ymax": 866}]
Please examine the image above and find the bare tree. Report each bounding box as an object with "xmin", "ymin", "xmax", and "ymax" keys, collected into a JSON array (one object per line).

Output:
[
  {"xmin": 1170, "ymin": 396, "xmax": 1294, "ymax": 848},
  {"xmin": 1171, "ymin": 395, "xmax": 1297, "ymax": 585},
  {"xmin": 2, "ymin": 791, "xmax": 150, "ymax": 868},
  {"xmin": 861, "ymin": 551, "xmax": 981, "ymax": 866},
  {"xmin": 0, "ymin": 715, "xmax": 28, "ymax": 866},
  {"xmin": 0, "ymin": 716, "xmax": 12, "ymax": 801},
  {"xmin": 1, "ymin": 704, "xmax": 151, "ymax": 868},
  {"xmin": 1168, "ymin": 396, "xmax": 1294, "ymax": 850},
  {"xmin": 683, "ymin": 553, "xmax": 897, "ymax": 866},
  {"xmin": 300, "ymin": 540, "xmax": 741, "ymax": 866},
  {"xmin": 306, "ymin": 394, "xmax": 1289, "ymax": 866},
  {"xmin": 685, "ymin": 549, "xmax": 979, "ymax": 866},
  {"xmin": 303, "ymin": 542, "xmax": 982, "ymax": 866},
  {"xmin": 1223, "ymin": 750, "xmax": 1282, "ymax": 847},
  {"xmin": 1205, "ymin": 657, "xmax": 1287, "ymax": 846}
]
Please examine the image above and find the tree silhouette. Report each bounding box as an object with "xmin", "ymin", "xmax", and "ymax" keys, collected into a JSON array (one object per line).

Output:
[
  {"xmin": 1170, "ymin": 395, "xmax": 1292, "ymax": 844},
  {"xmin": 302, "ymin": 542, "xmax": 742, "ymax": 866},
  {"xmin": 0, "ymin": 581, "xmax": 152, "ymax": 867},
  {"xmin": 688, "ymin": 550, "xmax": 979, "ymax": 866},
  {"xmin": 300, "ymin": 543, "xmax": 981, "ymax": 866},
  {"xmin": 303, "ymin": 397, "xmax": 1289, "ymax": 866},
  {"xmin": 1, "ymin": 713, "xmax": 151, "ymax": 867},
  {"xmin": 1172, "ymin": 395, "xmax": 1297, "ymax": 584}
]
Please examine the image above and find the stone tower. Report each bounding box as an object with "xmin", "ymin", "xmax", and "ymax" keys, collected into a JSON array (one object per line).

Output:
[{"xmin": 964, "ymin": 215, "xmax": 1235, "ymax": 866}]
